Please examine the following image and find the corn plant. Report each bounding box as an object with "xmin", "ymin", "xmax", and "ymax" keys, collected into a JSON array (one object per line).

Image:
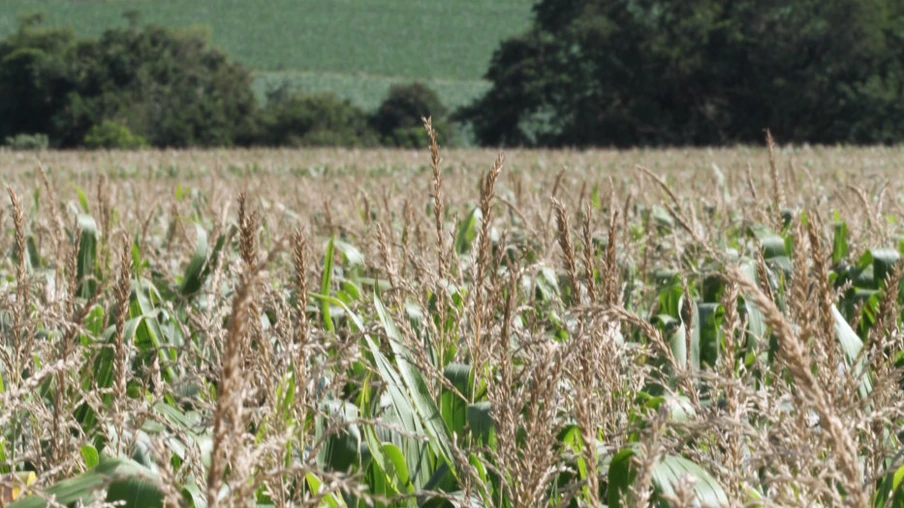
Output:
[{"xmin": 1, "ymin": 131, "xmax": 904, "ymax": 507}]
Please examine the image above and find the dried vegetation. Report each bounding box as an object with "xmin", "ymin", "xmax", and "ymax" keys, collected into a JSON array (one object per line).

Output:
[{"xmin": 2, "ymin": 129, "xmax": 904, "ymax": 507}]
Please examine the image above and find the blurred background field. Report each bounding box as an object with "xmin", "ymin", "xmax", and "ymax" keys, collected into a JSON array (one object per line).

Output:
[
  {"xmin": 250, "ymin": 72, "xmax": 490, "ymax": 113},
  {"xmin": 9, "ymin": 144, "xmax": 904, "ymax": 176}
]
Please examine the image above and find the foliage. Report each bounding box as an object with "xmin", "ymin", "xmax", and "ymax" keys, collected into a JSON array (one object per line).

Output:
[
  {"xmin": 372, "ymin": 82, "xmax": 450, "ymax": 147},
  {"xmin": 82, "ymin": 121, "xmax": 147, "ymax": 150},
  {"xmin": 0, "ymin": 15, "xmax": 77, "ymax": 146},
  {"xmin": 0, "ymin": 16, "xmax": 459, "ymax": 148},
  {"xmin": 0, "ymin": 17, "xmax": 258, "ymax": 147},
  {"xmin": 462, "ymin": 0, "xmax": 904, "ymax": 147},
  {"xmin": 3, "ymin": 133, "xmax": 48, "ymax": 151},
  {"xmin": 252, "ymin": 71, "xmax": 490, "ymax": 117},
  {"xmin": 257, "ymin": 88, "xmax": 379, "ymax": 147},
  {"xmin": 3, "ymin": 140, "xmax": 904, "ymax": 506},
  {"xmin": 0, "ymin": 0, "xmax": 535, "ymax": 111}
]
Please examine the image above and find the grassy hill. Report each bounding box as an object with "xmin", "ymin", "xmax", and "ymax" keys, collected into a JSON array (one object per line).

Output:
[{"xmin": 0, "ymin": 0, "xmax": 535, "ymax": 111}]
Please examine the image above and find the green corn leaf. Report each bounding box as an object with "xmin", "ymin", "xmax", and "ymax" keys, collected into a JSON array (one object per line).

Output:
[
  {"xmin": 9, "ymin": 457, "xmax": 163, "ymax": 508},
  {"xmin": 875, "ymin": 445, "xmax": 904, "ymax": 507},
  {"xmin": 832, "ymin": 305, "xmax": 872, "ymax": 398},
  {"xmin": 469, "ymin": 453, "xmax": 490, "ymax": 497},
  {"xmin": 382, "ymin": 443, "xmax": 412, "ymax": 493},
  {"xmin": 749, "ymin": 224, "xmax": 788, "ymax": 259},
  {"xmin": 443, "ymin": 363, "xmax": 472, "ymax": 398},
  {"xmin": 759, "ymin": 236, "xmax": 787, "ymax": 259},
  {"xmin": 0, "ymin": 438, "xmax": 8, "ymax": 474},
  {"xmin": 313, "ymin": 293, "xmax": 454, "ymax": 488},
  {"xmin": 368, "ymin": 336, "xmax": 437, "ymax": 487},
  {"xmin": 181, "ymin": 478, "xmax": 207, "ymax": 508},
  {"xmin": 364, "ymin": 426, "xmax": 415, "ymax": 501},
  {"xmin": 607, "ymin": 448, "xmax": 636, "ymax": 507},
  {"xmin": 889, "ymin": 458, "xmax": 904, "ymax": 506},
  {"xmin": 76, "ymin": 214, "xmax": 98, "ymax": 299},
  {"xmin": 132, "ymin": 288, "xmax": 177, "ymax": 382},
  {"xmin": 560, "ymin": 425, "xmax": 589, "ymax": 487},
  {"xmin": 833, "ymin": 221, "xmax": 849, "ymax": 263},
  {"xmin": 608, "ymin": 447, "xmax": 727, "ymax": 507},
  {"xmin": 342, "ymin": 280, "xmax": 361, "ymax": 300},
  {"xmin": 275, "ymin": 369, "xmax": 295, "ymax": 420},
  {"xmin": 179, "ymin": 223, "xmax": 208, "ymax": 296},
  {"xmin": 651, "ymin": 205, "xmax": 674, "ymax": 232},
  {"xmin": 334, "ymin": 239, "xmax": 365, "ymax": 267},
  {"xmin": 536, "ymin": 265, "xmax": 560, "ymax": 302},
  {"xmin": 590, "ymin": 183, "xmax": 601, "ymax": 211},
  {"xmin": 73, "ymin": 185, "xmax": 90, "ymax": 214},
  {"xmin": 653, "ymin": 314, "xmax": 685, "ymax": 369},
  {"xmin": 73, "ymin": 305, "xmax": 105, "ymax": 428},
  {"xmin": 26, "ymin": 235, "xmax": 39, "ymax": 271},
  {"xmin": 657, "ymin": 274, "xmax": 684, "ymax": 319},
  {"xmin": 79, "ymin": 445, "xmax": 99, "ymax": 468},
  {"xmin": 200, "ymin": 228, "xmax": 232, "ymax": 282},
  {"xmin": 455, "ymin": 207, "xmax": 482, "ymax": 254},
  {"xmin": 658, "ymin": 394, "xmax": 697, "ymax": 422},
  {"xmin": 694, "ymin": 302, "xmax": 723, "ymax": 369},
  {"xmin": 321, "ymin": 237, "xmax": 335, "ymax": 331},
  {"xmin": 317, "ymin": 400, "xmax": 361, "ymax": 474},
  {"xmin": 467, "ymin": 401, "xmax": 494, "ymax": 447},
  {"xmin": 305, "ymin": 472, "xmax": 348, "ymax": 508},
  {"xmin": 740, "ymin": 260, "xmax": 767, "ymax": 344},
  {"xmin": 855, "ymin": 248, "xmax": 901, "ymax": 289},
  {"xmin": 362, "ymin": 425, "xmax": 398, "ymax": 498},
  {"xmin": 651, "ymin": 455, "xmax": 728, "ymax": 506},
  {"xmin": 441, "ymin": 363, "xmax": 471, "ymax": 435},
  {"xmin": 871, "ymin": 248, "xmax": 901, "ymax": 287},
  {"xmin": 374, "ymin": 294, "xmax": 455, "ymax": 466}
]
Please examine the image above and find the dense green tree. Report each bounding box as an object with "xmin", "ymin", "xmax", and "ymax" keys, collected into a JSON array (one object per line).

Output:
[
  {"xmin": 0, "ymin": 15, "xmax": 453, "ymax": 149},
  {"xmin": 61, "ymin": 24, "xmax": 259, "ymax": 147},
  {"xmin": 0, "ymin": 16, "xmax": 258, "ymax": 147},
  {"xmin": 372, "ymin": 82, "xmax": 449, "ymax": 147},
  {"xmin": 258, "ymin": 88, "xmax": 378, "ymax": 147},
  {"xmin": 461, "ymin": 0, "xmax": 904, "ymax": 147},
  {"xmin": 0, "ymin": 14, "xmax": 79, "ymax": 144}
]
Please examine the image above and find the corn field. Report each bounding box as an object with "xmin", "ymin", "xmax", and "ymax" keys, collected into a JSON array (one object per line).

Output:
[{"xmin": 2, "ymin": 127, "xmax": 904, "ymax": 507}]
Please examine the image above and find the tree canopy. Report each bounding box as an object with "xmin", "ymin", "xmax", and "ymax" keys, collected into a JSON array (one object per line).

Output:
[
  {"xmin": 0, "ymin": 15, "xmax": 452, "ymax": 149},
  {"xmin": 0, "ymin": 15, "xmax": 258, "ymax": 148},
  {"xmin": 459, "ymin": 0, "xmax": 904, "ymax": 147}
]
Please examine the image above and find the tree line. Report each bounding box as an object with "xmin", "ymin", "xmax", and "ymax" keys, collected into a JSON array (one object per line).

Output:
[
  {"xmin": 461, "ymin": 0, "xmax": 904, "ymax": 147},
  {"xmin": 0, "ymin": 14, "xmax": 451, "ymax": 149},
  {"xmin": 6, "ymin": 0, "xmax": 904, "ymax": 149}
]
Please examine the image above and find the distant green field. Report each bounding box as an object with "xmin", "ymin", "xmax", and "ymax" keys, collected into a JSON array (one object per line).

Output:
[
  {"xmin": 252, "ymin": 71, "xmax": 491, "ymax": 112},
  {"xmin": 0, "ymin": 0, "xmax": 535, "ymax": 110}
]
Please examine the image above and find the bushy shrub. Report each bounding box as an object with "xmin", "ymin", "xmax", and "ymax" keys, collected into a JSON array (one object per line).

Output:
[
  {"xmin": 4, "ymin": 133, "xmax": 49, "ymax": 150},
  {"xmin": 372, "ymin": 83, "xmax": 450, "ymax": 147},
  {"xmin": 83, "ymin": 121, "xmax": 148, "ymax": 149},
  {"xmin": 258, "ymin": 89, "xmax": 378, "ymax": 147}
]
